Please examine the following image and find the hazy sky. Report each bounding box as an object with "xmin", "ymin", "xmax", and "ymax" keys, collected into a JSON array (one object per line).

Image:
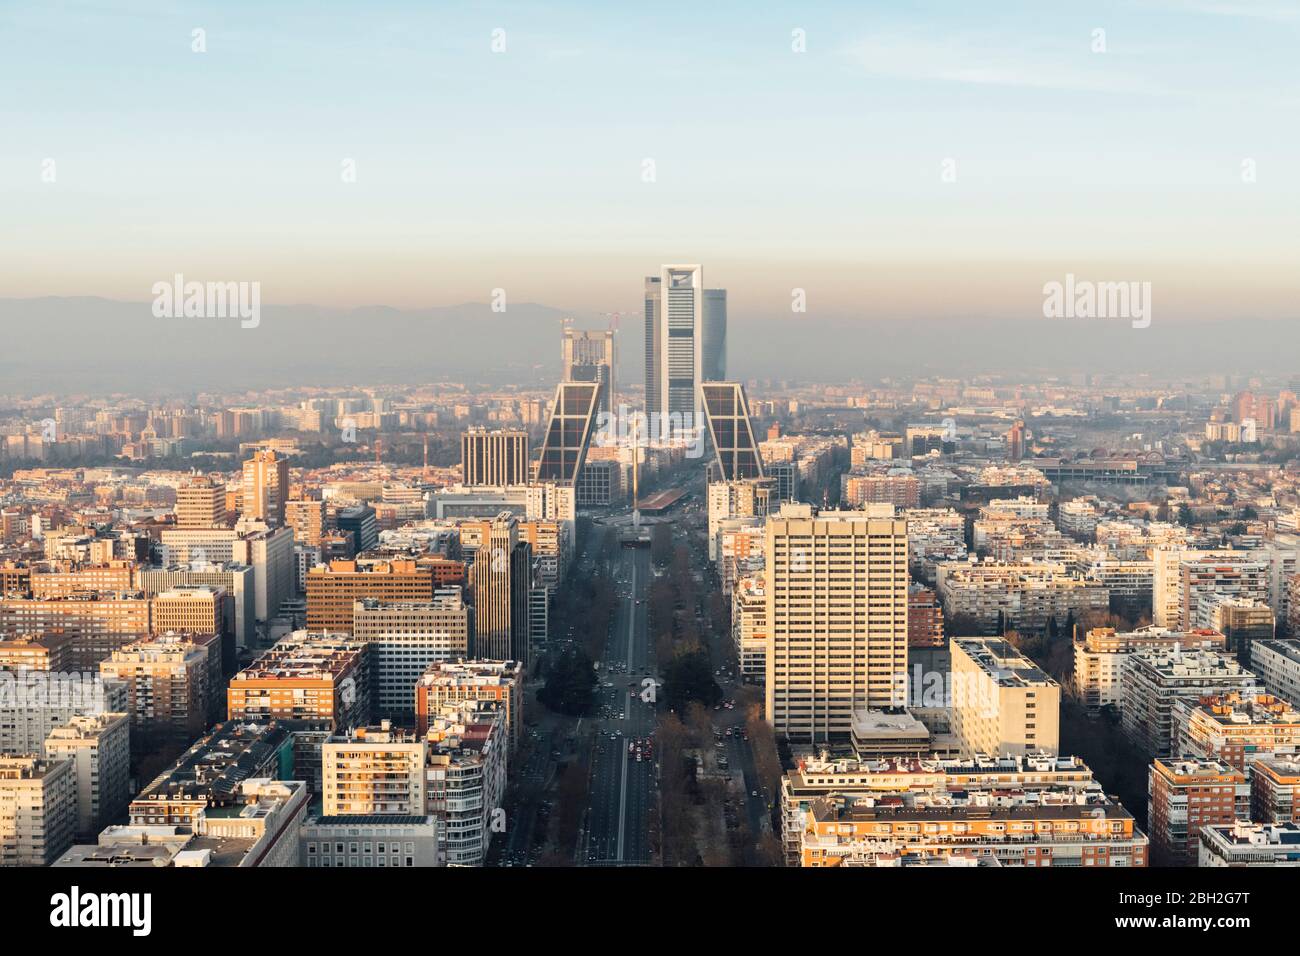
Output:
[{"xmin": 2, "ymin": 0, "xmax": 1297, "ymax": 323}]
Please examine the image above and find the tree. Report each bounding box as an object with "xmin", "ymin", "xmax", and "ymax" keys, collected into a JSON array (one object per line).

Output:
[
  {"xmin": 537, "ymin": 646, "xmax": 597, "ymax": 716},
  {"xmin": 662, "ymin": 649, "xmax": 722, "ymax": 712},
  {"xmin": 651, "ymin": 523, "xmax": 673, "ymax": 566}
]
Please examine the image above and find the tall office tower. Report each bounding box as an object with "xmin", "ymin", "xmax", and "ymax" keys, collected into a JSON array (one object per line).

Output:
[
  {"xmin": 461, "ymin": 428, "xmax": 530, "ymax": 487},
  {"xmin": 1006, "ymin": 419, "xmax": 1026, "ymax": 461},
  {"xmin": 242, "ymin": 449, "xmax": 290, "ymax": 526},
  {"xmin": 644, "ymin": 264, "xmax": 727, "ymax": 433},
  {"xmin": 701, "ymin": 382, "xmax": 763, "ymax": 480},
  {"xmin": 701, "ymin": 287, "xmax": 727, "ymax": 382},
  {"xmin": 176, "ymin": 476, "xmax": 228, "ymax": 529},
  {"xmin": 658, "ymin": 264, "xmax": 704, "ymax": 433},
  {"xmin": 643, "ymin": 275, "xmax": 662, "ymax": 416},
  {"xmin": 562, "ymin": 328, "xmax": 616, "ymax": 414},
  {"xmin": 534, "ymin": 381, "xmax": 600, "ymax": 485},
  {"xmin": 470, "ymin": 515, "xmax": 533, "ymax": 664},
  {"xmin": 765, "ymin": 503, "xmax": 910, "ymax": 744}
]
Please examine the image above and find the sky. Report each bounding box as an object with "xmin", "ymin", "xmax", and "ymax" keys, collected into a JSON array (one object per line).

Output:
[{"xmin": 1, "ymin": 0, "xmax": 1297, "ymax": 325}]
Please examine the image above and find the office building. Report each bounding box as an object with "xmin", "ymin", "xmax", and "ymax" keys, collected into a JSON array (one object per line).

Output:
[
  {"xmin": 301, "ymin": 813, "xmax": 440, "ymax": 868},
  {"xmin": 561, "ymin": 327, "xmax": 616, "ymax": 414},
  {"xmin": 306, "ymin": 558, "xmax": 437, "ymax": 633},
  {"xmin": 352, "ymin": 591, "xmax": 471, "ymax": 720},
  {"xmin": 469, "ymin": 515, "xmax": 532, "ymax": 663},
  {"xmin": 534, "ymin": 381, "xmax": 601, "ymax": 486},
  {"xmin": 700, "ymin": 382, "xmax": 763, "ymax": 481},
  {"xmin": 644, "ymin": 264, "xmax": 724, "ymax": 434},
  {"xmin": 765, "ymin": 503, "xmax": 909, "ymax": 743},
  {"xmin": 461, "ymin": 428, "xmax": 530, "ymax": 487}
]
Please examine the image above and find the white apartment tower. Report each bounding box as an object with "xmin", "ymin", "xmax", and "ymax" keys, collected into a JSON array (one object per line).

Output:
[{"xmin": 765, "ymin": 503, "xmax": 909, "ymax": 744}]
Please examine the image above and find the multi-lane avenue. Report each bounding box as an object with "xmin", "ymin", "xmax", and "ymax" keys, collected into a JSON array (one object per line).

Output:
[{"xmin": 583, "ymin": 542, "xmax": 655, "ymax": 865}]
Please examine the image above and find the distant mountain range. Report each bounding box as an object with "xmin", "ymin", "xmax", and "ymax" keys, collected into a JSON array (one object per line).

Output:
[{"xmin": 0, "ymin": 296, "xmax": 1293, "ymax": 394}]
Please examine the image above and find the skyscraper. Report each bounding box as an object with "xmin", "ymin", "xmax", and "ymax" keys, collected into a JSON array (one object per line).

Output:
[
  {"xmin": 643, "ymin": 264, "xmax": 726, "ymax": 434},
  {"xmin": 700, "ymin": 382, "xmax": 763, "ymax": 481},
  {"xmin": 535, "ymin": 381, "xmax": 600, "ymax": 486},
  {"xmin": 765, "ymin": 502, "xmax": 909, "ymax": 744},
  {"xmin": 562, "ymin": 327, "xmax": 616, "ymax": 415},
  {"xmin": 470, "ymin": 514, "xmax": 533, "ymax": 664}
]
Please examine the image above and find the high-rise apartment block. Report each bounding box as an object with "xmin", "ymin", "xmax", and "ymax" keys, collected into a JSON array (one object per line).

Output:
[
  {"xmin": 176, "ymin": 476, "xmax": 228, "ymax": 529},
  {"xmin": 950, "ymin": 637, "xmax": 1061, "ymax": 757},
  {"xmin": 1148, "ymin": 757, "xmax": 1249, "ymax": 867},
  {"xmin": 227, "ymin": 631, "xmax": 368, "ymax": 729},
  {"xmin": 322, "ymin": 722, "xmax": 426, "ymax": 816},
  {"xmin": 99, "ymin": 632, "xmax": 223, "ymax": 745},
  {"xmin": 42, "ymin": 712, "xmax": 131, "ymax": 838},
  {"xmin": 241, "ymin": 450, "xmax": 290, "ymax": 526},
  {"xmin": 0, "ymin": 755, "xmax": 77, "ymax": 866}
]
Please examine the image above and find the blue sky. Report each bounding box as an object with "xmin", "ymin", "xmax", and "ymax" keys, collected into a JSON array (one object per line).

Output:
[{"xmin": 1, "ymin": 0, "xmax": 1296, "ymax": 321}]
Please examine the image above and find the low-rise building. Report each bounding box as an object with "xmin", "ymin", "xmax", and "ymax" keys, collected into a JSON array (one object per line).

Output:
[
  {"xmin": 1198, "ymin": 821, "xmax": 1300, "ymax": 866},
  {"xmin": 300, "ymin": 813, "xmax": 440, "ymax": 868}
]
